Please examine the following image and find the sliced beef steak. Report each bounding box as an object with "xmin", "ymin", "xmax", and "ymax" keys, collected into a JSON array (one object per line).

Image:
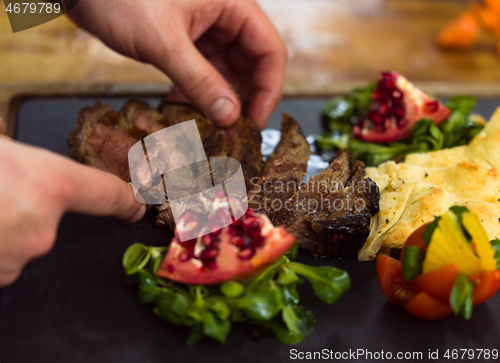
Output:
[
  {"xmin": 69, "ymin": 100, "xmax": 264, "ymax": 231},
  {"xmin": 68, "ymin": 102, "xmax": 146, "ymax": 182},
  {"xmin": 223, "ymin": 115, "xmax": 264, "ymax": 191},
  {"xmin": 159, "ymin": 102, "xmax": 229, "ymax": 161},
  {"xmin": 248, "ymin": 113, "xmax": 311, "ymax": 215},
  {"xmin": 121, "ymin": 99, "xmax": 171, "ymax": 134},
  {"xmin": 267, "ymin": 150, "xmax": 352, "ymax": 228},
  {"xmin": 287, "ymin": 160, "xmax": 380, "ymax": 258}
]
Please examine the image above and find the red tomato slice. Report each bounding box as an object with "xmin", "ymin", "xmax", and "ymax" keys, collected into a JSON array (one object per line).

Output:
[
  {"xmin": 410, "ymin": 264, "xmax": 460, "ymax": 304},
  {"xmin": 376, "ymin": 254, "xmax": 416, "ymax": 305},
  {"xmin": 404, "ymin": 292, "xmax": 453, "ymax": 320},
  {"xmin": 400, "ymin": 224, "xmax": 429, "ymax": 263},
  {"xmin": 470, "ymin": 270, "xmax": 500, "ymax": 306}
]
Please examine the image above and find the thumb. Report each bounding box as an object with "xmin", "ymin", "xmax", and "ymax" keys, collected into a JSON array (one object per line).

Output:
[
  {"xmin": 154, "ymin": 36, "xmax": 241, "ymax": 127},
  {"xmin": 65, "ymin": 161, "xmax": 146, "ymax": 223}
]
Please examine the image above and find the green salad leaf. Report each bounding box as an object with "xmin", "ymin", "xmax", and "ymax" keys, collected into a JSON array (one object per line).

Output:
[
  {"xmin": 449, "ymin": 272, "xmax": 474, "ymax": 320},
  {"xmin": 122, "ymin": 243, "xmax": 350, "ymax": 345}
]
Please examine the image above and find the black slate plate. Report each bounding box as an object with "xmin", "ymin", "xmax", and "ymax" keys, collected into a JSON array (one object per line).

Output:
[{"xmin": 1, "ymin": 97, "xmax": 500, "ymax": 363}]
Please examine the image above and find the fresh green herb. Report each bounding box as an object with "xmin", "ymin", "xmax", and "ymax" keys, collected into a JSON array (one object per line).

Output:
[
  {"xmin": 490, "ymin": 239, "xmax": 500, "ymax": 269},
  {"xmin": 317, "ymin": 84, "xmax": 375, "ymax": 151},
  {"xmin": 423, "ymin": 217, "xmax": 440, "ymax": 245},
  {"xmin": 317, "ymin": 92, "xmax": 483, "ymax": 166},
  {"xmin": 122, "ymin": 243, "xmax": 350, "ymax": 345},
  {"xmin": 449, "ymin": 272, "xmax": 474, "ymax": 320},
  {"xmin": 402, "ymin": 246, "xmax": 426, "ymax": 281}
]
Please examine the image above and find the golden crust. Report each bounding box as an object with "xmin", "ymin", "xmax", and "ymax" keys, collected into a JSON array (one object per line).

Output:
[{"xmin": 360, "ymin": 106, "xmax": 500, "ymax": 261}]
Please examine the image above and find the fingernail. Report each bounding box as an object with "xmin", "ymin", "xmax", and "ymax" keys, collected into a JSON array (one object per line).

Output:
[
  {"xmin": 209, "ymin": 97, "xmax": 235, "ymax": 124},
  {"xmin": 130, "ymin": 204, "xmax": 146, "ymax": 223}
]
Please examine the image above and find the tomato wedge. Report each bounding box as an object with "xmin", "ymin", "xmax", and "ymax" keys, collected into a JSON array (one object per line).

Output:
[
  {"xmin": 376, "ymin": 254, "xmax": 416, "ymax": 305},
  {"xmin": 410, "ymin": 264, "xmax": 460, "ymax": 304},
  {"xmin": 404, "ymin": 292, "xmax": 453, "ymax": 320},
  {"xmin": 400, "ymin": 224, "xmax": 428, "ymax": 263},
  {"xmin": 378, "ymin": 208, "xmax": 500, "ymax": 320},
  {"xmin": 470, "ymin": 269, "xmax": 500, "ymax": 305}
]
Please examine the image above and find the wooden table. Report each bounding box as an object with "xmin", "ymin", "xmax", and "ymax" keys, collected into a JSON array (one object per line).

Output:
[{"xmin": 1, "ymin": 0, "xmax": 499, "ymax": 133}]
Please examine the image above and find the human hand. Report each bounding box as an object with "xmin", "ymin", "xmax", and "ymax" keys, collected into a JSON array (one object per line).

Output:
[
  {"xmin": 0, "ymin": 139, "xmax": 145, "ymax": 287},
  {"xmin": 68, "ymin": 0, "xmax": 287, "ymax": 129}
]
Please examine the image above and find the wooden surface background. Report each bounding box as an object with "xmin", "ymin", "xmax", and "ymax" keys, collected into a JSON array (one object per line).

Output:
[{"xmin": 1, "ymin": 0, "xmax": 499, "ymax": 133}]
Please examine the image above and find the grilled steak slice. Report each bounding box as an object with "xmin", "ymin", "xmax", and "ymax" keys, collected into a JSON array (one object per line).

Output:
[
  {"xmin": 68, "ymin": 102, "xmax": 146, "ymax": 182},
  {"xmin": 248, "ymin": 113, "xmax": 311, "ymax": 215},
  {"xmin": 159, "ymin": 102, "xmax": 229, "ymax": 161},
  {"xmin": 155, "ymin": 102, "xmax": 233, "ymax": 228},
  {"xmin": 121, "ymin": 99, "xmax": 171, "ymax": 134},
  {"xmin": 287, "ymin": 161, "xmax": 380, "ymax": 258},
  {"xmin": 267, "ymin": 149, "xmax": 352, "ymax": 228},
  {"xmin": 223, "ymin": 115, "xmax": 264, "ymax": 191}
]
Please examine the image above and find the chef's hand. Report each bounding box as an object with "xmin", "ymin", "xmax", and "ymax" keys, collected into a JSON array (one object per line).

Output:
[
  {"xmin": 0, "ymin": 137, "xmax": 145, "ymax": 287},
  {"xmin": 68, "ymin": 0, "xmax": 287, "ymax": 130}
]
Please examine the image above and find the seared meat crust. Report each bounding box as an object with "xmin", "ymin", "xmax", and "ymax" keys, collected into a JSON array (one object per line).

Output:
[
  {"xmin": 248, "ymin": 113, "xmax": 311, "ymax": 215},
  {"xmin": 267, "ymin": 150, "xmax": 352, "ymax": 228},
  {"xmin": 287, "ymin": 160, "xmax": 380, "ymax": 257},
  {"xmin": 68, "ymin": 101, "xmax": 380, "ymax": 258}
]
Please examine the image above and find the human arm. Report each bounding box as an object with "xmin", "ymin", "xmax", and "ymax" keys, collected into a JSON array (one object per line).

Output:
[{"xmin": 0, "ymin": 137, "xmax": 145, "ymax": 287}]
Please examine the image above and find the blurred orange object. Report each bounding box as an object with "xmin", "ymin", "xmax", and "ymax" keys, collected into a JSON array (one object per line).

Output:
[
  {"xmin": 438, "ymin": 0, "xmax": 500, "ymax": 56},
  {"xmin": 437, "ymin": 12, "xmax": 479, "ymax": 49}
]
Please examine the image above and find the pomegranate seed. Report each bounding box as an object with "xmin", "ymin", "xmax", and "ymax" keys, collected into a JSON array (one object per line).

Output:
[
  {"xmin": 185, "ymin": 220, "xmax": 198, "ymax": 231},
  {"xmin": 178, "ymin": 238, "xmax": 196, "ymax": 248},
  {"xmin": 215, "ymin": 189, "xmax": 226, "ymax": 199},
  {"xmin": 376, "ymin": 124, "xmax": 385, "ymax": 132},
  {"xmin": 200, "ymin": 247, "xmax": 219, "ymax": 262},
  {"xmin": 216, "ymin": 208, "xmax": 232, "ymax": 224},
  {"xmin": 248, "ymin": 229, "xmax": 264, "ymax": 245},
  {"xmin": 245, "ymin": 209, "xmax": 255, "ymax": 218},
  {"xmin": 382, "ymin": 79, "xmax": 395, "ymax": 90},
  {"xmin": 391, "ymin": 90, "xmax": 403, "ymax": 100},
  {"xmin": 378, "ymin": 103, "xmax": 389, "ymax": 116},
  {"xmin": 242, "ymin": 217, "xmax": 259, "ymax": 231},
  {"xmin": 238, "ymin": 247, "xmax": 255, "ymax": 260},
  {"xmin": 231, "ymin": 236, "xmax": 246, "ymax": 248},
  {"xmin": 352, "ymin": 125, "xmax": 361, "ymax": 136},
  {"xmin": 179, "ymin": 250, "xmax": 191, "ymax": 262},
  {"xmin": 207, "ymin": 261, "xmax": 218, "ymax": 270},
  {"xmin": 393, "ymin": 106, "xmax": 405, "ymax": 119},
  {"xmin": 201, "ymin": 235, "xmax": 212, "ymax": 246},
  {"xmin": 227, "ymin": 226, "xmax": 240, "ymax": 236},
  {"xmin": 397, "ymin": 118, "xmax": 408, "ymax": 128},
  {"xmin": 368, "ymin": 110, "xmax": 382, "ymax": 124},
  {"xmin": 425, "ymin": 100, "xmax": 439, "ymax": 112},
  {"xmin": 332, "ymin": 235, "xmax": 339, "ymax": 242}
]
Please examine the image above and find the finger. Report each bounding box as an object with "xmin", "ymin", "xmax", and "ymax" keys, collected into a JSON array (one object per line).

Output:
[
  {"xmin": 64, "ymin": 161, "xmax": 146, "ymax": 223},
  {"xmin": 245, "ymin": 51, "xmax": 286, "ymax": 130},
  {"xmin": 196, "ymin": 0, "xmax": 287, "ymax": 129},
  {"xmin": 0, "ymin": 268, "xmax": 22, "ymax": 288},
  {"xmin": 154, "ymin": 33, "xmax": 241, "ymax": 127},
  {"xmin": 236, "ymin": 3, "xmax": 287, "ymax": 129},
  {"xmin": 164, "ymin": 85, "xmax": 190, "ymax": 104}
]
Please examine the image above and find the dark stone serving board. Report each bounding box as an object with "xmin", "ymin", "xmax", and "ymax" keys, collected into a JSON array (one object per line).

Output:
[{"xmin": 1, "ymin": 96, "xmax": 499, "ymax": 363}]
